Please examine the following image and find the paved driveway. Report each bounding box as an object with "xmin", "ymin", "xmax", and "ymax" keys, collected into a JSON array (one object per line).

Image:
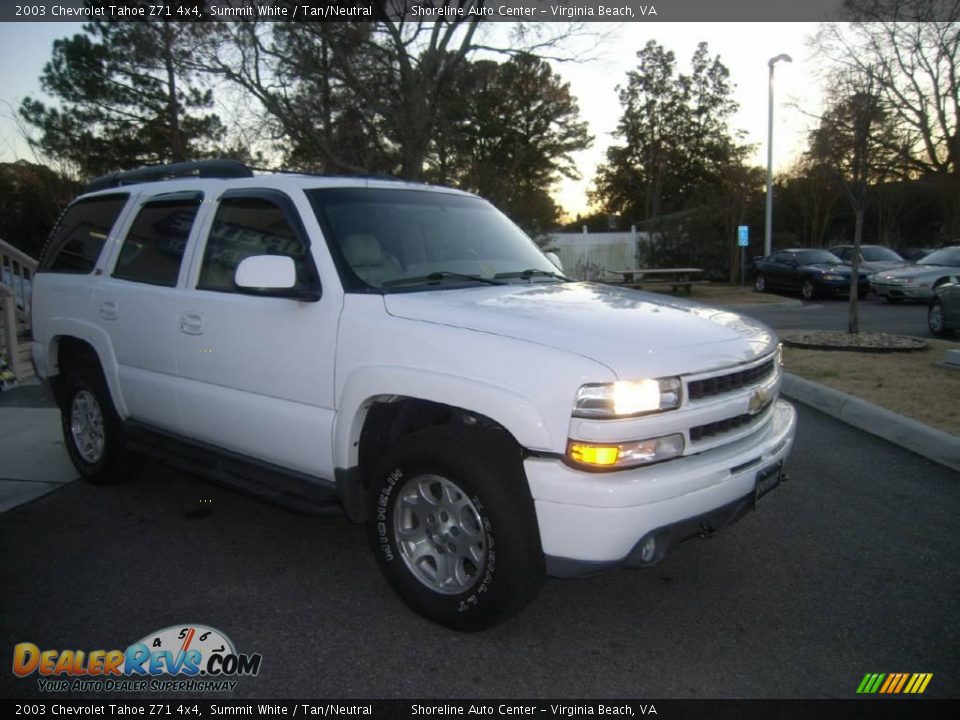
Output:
[
  {"xmin": 735, "ymin": 294, "xmax": 934, "ymax": 338},
  {"xmin": 1, "ymin": 404, "xmax": 957, "ymax": 699}
]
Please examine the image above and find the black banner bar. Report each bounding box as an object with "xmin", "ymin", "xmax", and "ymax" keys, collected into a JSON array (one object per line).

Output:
[
  {"xmin": 2, "ymin": 699, "xmax": 959, "ymax": 720},
  {"xmin": 2, "ymin": 0, "xmax": 958, "ymax": 24}
]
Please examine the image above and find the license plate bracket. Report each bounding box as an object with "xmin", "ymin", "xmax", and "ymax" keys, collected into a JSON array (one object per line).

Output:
[{"xmin": 754, "ymin": 461, "xmax": 783, "ymax": 507}]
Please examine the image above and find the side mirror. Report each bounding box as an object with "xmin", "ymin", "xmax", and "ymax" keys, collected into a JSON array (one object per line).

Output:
[
  {"xmin": 234, "ymin": 255, "xmax": 318, "ymax": 301},
  {"xmin": 545, "ymin": 251, "xmax": 563, "ymax": 272}
]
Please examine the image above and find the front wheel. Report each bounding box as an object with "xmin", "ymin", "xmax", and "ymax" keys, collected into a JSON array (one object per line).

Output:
[
  {"xmin": 801, "ymin": 278, "xmax": 817, "ymax": 301},
  {"xmin": 929, "ymin": 300, "xmax": 952, "ymax": 337},
  {"xmin": 367, "ymin": 425, "xmax": 545, "ymax": 631},
  {"xmin": 754, "ymin": 273, "xmax": 767, "ymax": 293}
]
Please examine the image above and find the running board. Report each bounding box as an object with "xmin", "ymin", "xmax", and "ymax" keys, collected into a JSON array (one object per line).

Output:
[{"xmin": 124, "ymin": 420, "xmax": 344, "ymax": 516}]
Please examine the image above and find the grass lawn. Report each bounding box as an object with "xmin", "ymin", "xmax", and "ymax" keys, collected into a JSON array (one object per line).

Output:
[
  {"xmin": 783, "ymin": 339, "xmax": 960, "ymax": 436},
  {"xmin": 646, "ymin": 283, "xmax": 791, "ymax": 306}
]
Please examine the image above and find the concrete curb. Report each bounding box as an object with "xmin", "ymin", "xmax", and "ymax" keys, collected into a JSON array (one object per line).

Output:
[{"xmin": 781, "ymin": 373, "xmax": 960, "ymax": 472}]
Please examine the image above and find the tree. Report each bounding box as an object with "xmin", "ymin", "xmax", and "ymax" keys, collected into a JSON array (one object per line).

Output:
[
  {"xmin": 591, "ymin": 41, "xmax": 750, "ymax": 278},
  {"xmin": 816, "ymin": 0, "xmax": 960, "ymax": 237},
  {"xmin": 779, "ymin": 158, "xmax": 844, "ymax": 248},
  {"xmin": 810, "ymin": 68, "xmax": 906, "ymax": 333},
  {"xmin": 0, "ymin": 162, "xmax": 78, "ymax": 258},
  {"xmin": 431, "ymin": 54, "xmax": 592, "ymax": 234},
  {"xmin": 591, "ymin": 41, "xmax": 746, "ymax": 223},
  {"xmin": 591, "ymin": 40, "xmax": 685, "ymax": 221},
  {"xmin": 20, "ymin": 11, "xmax": 225, "ymax": 178},
  {"xmin": 193, "ymin": 3, "xmax": 591, "ymax": 179},
  {"xmin": 707, "ymin": 164, "xmax": 766, "ymax": 283}
]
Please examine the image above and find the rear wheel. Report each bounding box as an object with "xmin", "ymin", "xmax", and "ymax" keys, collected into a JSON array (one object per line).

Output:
[
  {"xmin": 60, "ymin": 359, "xmax": 137, "ymax": 484},
  {"xmin": 366, "ymin": 425, "xmax": 545, "ymax": 631}
]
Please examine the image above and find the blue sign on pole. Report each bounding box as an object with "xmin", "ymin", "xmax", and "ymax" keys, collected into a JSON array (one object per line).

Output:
[{"xmin": 737, "ymin": 226, "xmax": 749, "ymax": 247}]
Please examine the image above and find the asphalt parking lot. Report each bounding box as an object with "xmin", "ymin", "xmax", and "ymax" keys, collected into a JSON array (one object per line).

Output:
[
  {"xmin": 735, "ymin": 293, "xmax": 934, "ymax": 338},
  {"xmin": 1, "ymin": 402, "xmax": 957, "ymax": 700}
]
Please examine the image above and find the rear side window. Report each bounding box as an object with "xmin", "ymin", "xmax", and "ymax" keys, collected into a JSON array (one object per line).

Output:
[
  {"xmin": 198, "ymin": 196, "xmax": 314, "ymax": 293},
  {"xmin": 112, "ymin": 193, "xmax": 202, "ymax": 288},
  {"xmin": 39, "ymin": 194, "xmax": 129, "ymax": 274}
]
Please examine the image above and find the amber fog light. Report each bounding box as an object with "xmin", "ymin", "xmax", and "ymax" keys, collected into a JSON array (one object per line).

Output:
[{"xmin": 566, "ymin": 433, "xmax": 685, "ymax": 470}]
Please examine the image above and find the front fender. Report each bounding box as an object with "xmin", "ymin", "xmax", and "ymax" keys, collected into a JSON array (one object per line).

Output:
[{"xmin": 333, "ymin": 365, "xmax": 554, "ymax": 470}]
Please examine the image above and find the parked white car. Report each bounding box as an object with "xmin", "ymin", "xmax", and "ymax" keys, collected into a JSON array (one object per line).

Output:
[
  {"xmin": 31, "ymin": 160, "xmax": 796, "ymax": 630},
  {"xmin": 871, "ymin": 246, "xmax": 960, "ymax": 302}
]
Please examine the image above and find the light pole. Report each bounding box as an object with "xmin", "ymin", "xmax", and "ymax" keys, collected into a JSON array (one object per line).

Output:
[{"xmin": 764, "ymin": 53, "xmax": 792, "ymax": 258}]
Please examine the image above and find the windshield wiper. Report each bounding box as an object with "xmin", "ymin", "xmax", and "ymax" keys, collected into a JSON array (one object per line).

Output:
[
  {"xmin": 382, "ymin": 271, "xmax": 506, "ymax": 288},
  {"xmin": 494, "ymin": 268, "xmax": 568, "ymax": 282}
]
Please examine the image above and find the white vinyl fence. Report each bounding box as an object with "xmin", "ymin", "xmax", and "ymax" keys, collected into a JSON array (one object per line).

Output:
[{"xmin": 543, "ymin": 229, "xmax": 651, "ymax": 280}]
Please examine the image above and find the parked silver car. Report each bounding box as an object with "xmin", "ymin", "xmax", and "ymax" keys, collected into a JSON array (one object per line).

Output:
[
  {"xmin": 871, "ymin": 246, "xmax": 960, "ymax": 303},
  {"xmin": 830, "ymin": 244, "xmax": 906, "ymax": 274},
  {"xmin": 929, "ymin": 277, "xmax": 960, "ymax": 336}
]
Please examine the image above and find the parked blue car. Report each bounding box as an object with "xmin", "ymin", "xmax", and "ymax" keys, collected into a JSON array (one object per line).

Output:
[{"xmin": 753, "ymin": 248, "xmax": 872, "ymax": 301}]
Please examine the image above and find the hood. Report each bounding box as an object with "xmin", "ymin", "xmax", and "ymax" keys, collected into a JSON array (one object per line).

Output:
[
  {"xmin": 876, "ymin": 265, "xmax": 943, "ymax": 280},
  {"xmin": 807, "ymin": 263, "xmax": 854, "ymax": 274},
  {"xmin": 857, "ymin": 260, "xmax": 906, "ymax": 273},
  {"xmin": 384, "ymin": 282, "xmax": 778, "ymax": 379}
]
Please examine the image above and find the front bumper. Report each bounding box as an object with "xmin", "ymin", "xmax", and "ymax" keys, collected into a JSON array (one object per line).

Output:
[
  {"xmin": 524, "ymin": 399, "xmax": 797, "ymax": 576},
  {"xmin": 870, "ymin": 281, "xmax": 933, "ymax": 301},
  {"xmin": 817, "ymin": 278, "xmax": 870, "ymax": 295}
]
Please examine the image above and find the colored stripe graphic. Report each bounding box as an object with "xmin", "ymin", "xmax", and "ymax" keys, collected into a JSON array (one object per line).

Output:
[{"xmin": 857, "ymin": 673, "xmax": 932, "ymax": 694}]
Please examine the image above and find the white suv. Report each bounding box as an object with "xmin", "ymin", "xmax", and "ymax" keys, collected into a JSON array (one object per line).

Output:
[{"xmin": 31, "ymin": 160, "xmax": 796, "ymax": 630}]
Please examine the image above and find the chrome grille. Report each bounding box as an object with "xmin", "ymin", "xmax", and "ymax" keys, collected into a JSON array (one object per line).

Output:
[
  {"xmin": 689, "ymin": 402, "xmax": 773, "ymax": 442},
  {"xmin": 687, "ymin": 359, "xmax": 775, "ymax": 401}
]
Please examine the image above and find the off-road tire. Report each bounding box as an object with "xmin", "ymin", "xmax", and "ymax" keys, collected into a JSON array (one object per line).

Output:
[
  {"xmin": 366, "ymin": 424, "xmax": 545, "ymax": 631},
  {"xmin": 60, "ymin": 359, "xmax": 138, "ymax": 484}
]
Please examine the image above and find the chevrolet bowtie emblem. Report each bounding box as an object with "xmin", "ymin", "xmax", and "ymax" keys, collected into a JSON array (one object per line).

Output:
[{"xmin": 748, "ymin": 387, "xmax": 771, "ymax": 415}]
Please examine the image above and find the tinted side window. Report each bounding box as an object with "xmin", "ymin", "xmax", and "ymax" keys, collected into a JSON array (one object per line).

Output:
[
  {"xmin": 113, "ymin": 194, "xmax": 202, "ymax": 287},
  {"xmin": 198, "ymin": 196, "xmax": 313, "ymax": 292},
  {"xmin": 39, "ymin": 194, "xmax": 129, "ymax": 274}
]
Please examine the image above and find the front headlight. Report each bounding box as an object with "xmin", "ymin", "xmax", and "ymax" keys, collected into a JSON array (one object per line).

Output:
[
  {"xmin": 574, "ymin": 377, "xmax": 681, "ymax": 418},
  {"xmin": 821, "ymin": 273, "xmax": 844, "ymax": 281}
]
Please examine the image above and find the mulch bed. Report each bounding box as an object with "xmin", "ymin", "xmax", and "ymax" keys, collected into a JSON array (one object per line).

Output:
[{"xmin": 782, "ymin": 331, "xmax": 928, "ymax": 353}]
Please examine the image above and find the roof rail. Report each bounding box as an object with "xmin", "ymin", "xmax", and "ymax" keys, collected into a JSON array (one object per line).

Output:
[
  {"xmin": 247, "ymin": 166, "xmax": 427, "ymax": 184},
  {"xmin": 84, "ymin": 159, "xmax": 254, "ymax": 193}
]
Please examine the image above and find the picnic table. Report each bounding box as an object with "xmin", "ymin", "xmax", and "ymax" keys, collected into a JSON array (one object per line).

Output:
[{"xmin": 606, "ymin": 267, "xmax": 707, "ymax": 293}]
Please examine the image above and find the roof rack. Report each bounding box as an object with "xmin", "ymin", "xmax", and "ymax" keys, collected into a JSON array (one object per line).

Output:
[
  {"xmin": 85, "ymin": 159, "xmax": 254, "ymax": 193},
  {"xmin": 248, "ymin": 166, "xmax": 424, "ymax": 184}
]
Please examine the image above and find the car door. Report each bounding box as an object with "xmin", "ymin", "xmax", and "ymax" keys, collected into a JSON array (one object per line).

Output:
[
  {"xmin": 175, "ymin": 188, "xmax": 341, "ymax": 478},
  {"xmin": 94, "ymin": 190, "xmax": 204, "ymax": 432},
  {"xmin": 765, "ymin": 252, "xmax": 793, "ymax": 289}
]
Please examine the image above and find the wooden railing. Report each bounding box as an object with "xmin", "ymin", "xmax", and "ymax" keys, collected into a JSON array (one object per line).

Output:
[{"xmin": 1, "ymin": 238, "xmax": 38, "ymax": 381}]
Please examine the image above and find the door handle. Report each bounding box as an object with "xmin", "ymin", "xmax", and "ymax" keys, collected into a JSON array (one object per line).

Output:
[
  {"xmin": 180, "ymin": 312, "xmax": 205, "ymax": 335},
  {"xmin": 99, "ymin": 301, "xmax": 118, "ymax": 321}
]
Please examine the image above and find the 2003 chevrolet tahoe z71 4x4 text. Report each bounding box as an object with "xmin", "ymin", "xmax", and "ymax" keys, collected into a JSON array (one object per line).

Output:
[{"xmin": 31, "ymin": 160, "xmax": 797, "ymax": 631}]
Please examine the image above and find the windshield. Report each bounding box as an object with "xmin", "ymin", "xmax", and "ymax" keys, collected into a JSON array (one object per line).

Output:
[
  {"xmin": 798, "ymin": 250, "xmax": 843, "ymax": 265},
  {"xmin": 306, "ymin": 187, "xmax": 563, "ymax": 292},
  {"xmin": 861, "ymin": 246, "xmax": 903, "ymax": 262},
  {"xmin": 918, "ymin": 247, "xmax": 960, "ymax": 267}
]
